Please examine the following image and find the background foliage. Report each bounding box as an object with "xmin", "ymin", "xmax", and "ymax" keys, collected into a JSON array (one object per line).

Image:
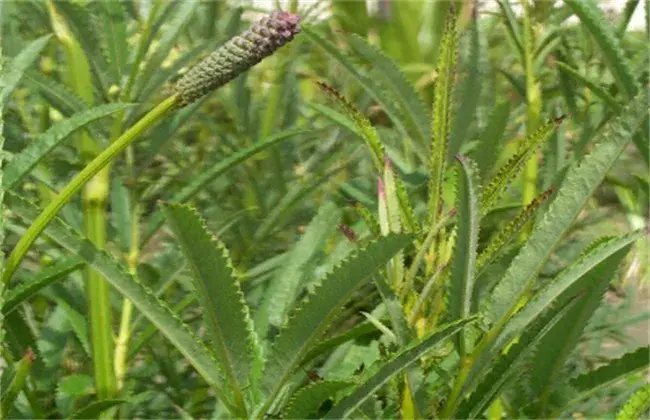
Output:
[{"xmin": 1, "ymin": 0, "xmax": 648, "ymax": 419}]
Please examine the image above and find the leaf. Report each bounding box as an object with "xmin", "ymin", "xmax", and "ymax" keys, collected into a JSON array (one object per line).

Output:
[
  {"xmin": 529, "ymin": 243, "xmax": 632, "ymax": 415},
  {"xmin": 428, "ymin": 8, "xmax": 458, "ymax": 225},
  {"xmin": 162, "ymin": 203, "xmax": 258, "ymax": 402},
  {"xmin": 569, "ymin": 346, "xmax": 650, "ymax": 398},
  {"xmin": 69, "ymin": 399, "xmax": 125, "ymax": 419},
  {"xmin": 565, "ymin": 0, "xmax": 638, "ymax": 99},
  {"xmin": 616, "ymin": 384, "xmax": 650, "ymax": 420},
  {"xmin": 317, "ymin": 82, "xmax": 385, "ymax": 171},
  {"xmin": 483, "ymin": 90, "xmax": 649, "ymax": 326},
  {"xmin": 324, "ymin": 317, "xmax": 475, "ymax": 419},
  {"xmin": 23, "ymin": 71, "xmax": 89, "ymax": 116},
  {"xmin": 98, "ymin": 1, "xmax": 128, "ymax": 84},
  {"xmin": 555, "ymin": 62, "xmax": 621, "ymax": 111},
  {"xmin": 260, "ymin": 202, "xmax": 342, "ymax": 330},
  {"xmin": 1, "ymin": 258, "xmax": 83, "ymax": 316},
  {"xmin": 142, "ymin": 129, "xmax": 306, "ymax": 245},
  {"xmin": 284, "ymin": 380, "xmax": 353, "ymax": 419},
  {"xmin": 497, "ymin": 0, "xmax": 524, "ymax": 60},
  {"xmin": 303, "ymin": 27, "xmax": 420, "ymax": 156},
  {"xmin": 480, "ymin": 117, "xmax": 561, "ymax": 214},
  {"xmin": 448, "ymin": 155, "xmax": 481, "ymax": 357},
  {"xmin": 5, "ymin": 193, "xmax": 239, "ymax": 414},
  {"xmin": 476, "ymin": 187, "xmax": 556, "ymax": 274},
  {"xmin": 456, "ymin": 296, "xmax": 578, "ymax": 419},
  {"xmin": 259, "ymin": 234, "xmax": 413, "ymax": 414},
  {"xmin": 347, "ymin": 34, "xmax": 430, "ymax": 147},
  {"xmin": 1, "ymin": 34, "xmax": 52, "ymax": 105},
  {"xmin": 3, "ymin": 103, "xmax": 132, "ymax": 189},
  {"xmin": 473, "ymin": 102, "xmax": 511, "ymax": 178}
]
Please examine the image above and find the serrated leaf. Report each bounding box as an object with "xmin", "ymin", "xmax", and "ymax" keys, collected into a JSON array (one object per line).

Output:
[
  {"xmin": 260, "ymin": 202, "xmax": 342, "ymax": 330},
  {"xmin": 162, "ymin": 203, "xmax": 258, "ymax": 405},
  {"xmin": 2, "ymin": 258, "xmax": 83, "ymax": 316},
  {"xmin": 481, "ymin": 118, "xmax": 560, "ymax": 214},
  {"xmin": 303, "ymin": 27, "xmax": 421, "ymax": 157},
  {"xmin": 347, "ymin": 34, "xmax": 430, "ymax": 147},
  {"xmin": 477, "ymin": 187, "xmax": 555, "ymax": 274},
  {"xmin": 569, "ymin": 345, "xmax": 650, "ymax": 397},
  {"xmin": 565, "ymin": 0, "xmax": 637, "ymax": 99},
  {"xmin": 429, "ymin": 8, "xmax": 458, "ymax": 225},
  {"xmin": 259, "ymin": 234, "xmax": 413, "ymax": 414},
  {"xmin": 324, "ymin": 317, "xmax": 475, "ymax": 419},
  {"xmin": 99, "ymin": 0, "xmax": 128, "ymax": 84},
  {"xmin": 3, "ymin": 103, "xmax": 132, "ymax": 189},
  {"xmin": 473, "ymin": 101, "xmax": 511, "ymax": 178},
  {"xmin": 456, "ymin": 296, "xmax": 578, "ymax": 419},
  {"xmin": 1, "ymin": 34, "xmax": 51, "ymax": 105},
  {"xmin": 23, "ymin": 71, "xmax": 89, "ymax": 116},
  {"xmin": 284, "ymin": 380, "xmax": 353, "ymax": 419},
  {"xmin": 483, "ymin": 90, "xmax": 649, "ymax": 326},
  {"xmin": 5, "ymin": 193, "xmax": 241, "ymax": 414},
  {"xmin": 529, "ymin": 243, "xmax": 632, "ymax": 415},
  {"xmin": 317, "ymin": 82, "xmax": 385, "ymax": 171},
  {"xmin": 616, "ymin": 384, "xmax": 650, "ymax": 420},
  {"xmin": 142, "ymin": 129, "xmax": 306, "ymax": 245},
  {"xmin": 555, "ymin": 62, "xmax": 621, "ymax": 111},
  {"xmin": 449, "ymin": 155, "xmax": 481, "ymax": 357}
]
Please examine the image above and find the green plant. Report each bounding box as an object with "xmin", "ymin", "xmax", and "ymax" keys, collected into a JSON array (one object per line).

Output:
[{"xmin": 2, "ymin": 1, "xmax": 648, "ymax": 419}]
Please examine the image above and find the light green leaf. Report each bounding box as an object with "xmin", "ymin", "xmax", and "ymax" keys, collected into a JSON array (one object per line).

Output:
[
  {"xmin": 69, "ymin": 400, "xmax": 125, "ymax": 419},
  {"xmin": 2, "ymin": 257, "xmax": 83, "ymax": 316},
  {"xmin": 324, "ymin": 317, "xmax": 475, "ymax": 419},
  {"xmin": 616, "ymin": 384, "xmax": 650, "ymax": 420},
  {"xmin": 3, "ymin": 103, "xmax": 132, "ymax": 189},
  {"xmin": 259, "ymin": 234, "xmax": 413, "ymax": 414},
  {"xmin": 1, "ymin": 34, "xmax": 52, "ymax": 105}
]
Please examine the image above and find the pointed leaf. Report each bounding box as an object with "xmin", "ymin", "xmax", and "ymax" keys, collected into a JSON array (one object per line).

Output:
[
  {"xmin": 284, "ymin": 380, "xmax": 353, "ymax": 419},
  {"xmin": 1, "ymin": 34, "xmax": 52, "ymax": 105},
  {"xmin": 260, "ymin": 234, "xmax": 413, "ymax": 412},
  {"xmin": 483, "ymin": 90, "xmax": 648, "ymax": 325},
  {"xmin": 324, "ymin": 317, "xmax": 475, "ymax": 419},
  {"xmin": 616, "ymin": 384, "xmax": 650, "ymax": 420},
  {"xmin": 162, "ymin": 203, "xmax": 258, "ymax": 396}
]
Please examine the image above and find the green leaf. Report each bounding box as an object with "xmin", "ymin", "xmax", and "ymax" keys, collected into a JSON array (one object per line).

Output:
[
  {"xmin": 472, "ymin": 101, "xmax": 510, "ymax": 177},
  {"xmin": 284, "ymin": 380, "xmax": 353, "ymax": 419},
  {"xmin": 555, "ymin": 62, "xmax": 621, "ymax": 111},
  {"xmin": 483, "ymin": 90, "xmax": 649, "ymax": 326},
  {"xmin": 142, "ymin": 129, "xmax": 306, "ymax": 245},
  {"xmin": 347, "ymin": 34, "xmax": 430, "ymax": 147},
  {"xmin": 481, "ymin": 117, "xmax": 560, "ymax": 214},
  {"xmin": 259, "ymin": 234, "xmax": 413, "ymax": 414},
  {"xmin": 429, "ymin": 8, "xmax": 458, "ymax": 225},
  {"xmin": 23, "ymin": 71, "xmax": 89, "ymax": 116},
  {"xmin": 303, "ymin": 27, "xmax": 420, "ymax": 157},
  {"xmin": 69, "ymin": 399, "xmax": 125, "ymax": 419},
  {"xmin": 569, "ymin": 346, "xmax": 650, "ymax": 401},
  {"xmin": 497, "ymin": 230, "xmax": 645, "ymax": 359},
  {"xmin": 5, "ymin": 193, "xmax": 240, "ymax": 414},
  {"xmin": 1, "ymin": 348, "xmax": 36, "ymax": 418},
  {"xmin": 565, "ymin": 0, "xmax": 638, "ymax": 99},
  {"xmin": 1, "ymin": 34, "xmax": 52, "ymax": 105},
  {"xmin": 456, "ymin": 296, "xmax": 578, "ymax": 419},
  {"xmin": 1, "ymin": 257, "xmax": 83, "ymax": 316},
  {"xmin": 448, "ymin": 155, "xmax": 481, "ymax": 357},
  {"xmin": 259, "ymin": 202, "xmax": 342, "ymax": 331},
  {"xmin": 616, "ymin": 384, "xmax": 650, "ymax": 420},
  {"xmin": 497, "ymin": 0, "xmax": 524, "ymax": 60},
  {"xmin": 529, "ymin": 243, "xmax": 632, "ymax": 415},
  {"xmin": 3, "ymin": 103, "xmax": 132, "ymax": 189},
  {"xmin": 98, "ymin": 0, "xmax": 128, "ymax": 84},
  {"xmin": 476, "ymin": 187, "xmax": 555, "ymax": 274},
  {"xmin": 324, "ymin": 317, "xmax": 475, "ymax": 419},
  {"xmin": 162, "ymin": 203, "xmax": 258, "ymax": 406}
]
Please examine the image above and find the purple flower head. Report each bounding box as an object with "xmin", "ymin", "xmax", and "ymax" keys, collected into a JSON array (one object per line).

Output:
[{"xmin": 175, "ymin": 11, "xmax": 300, "ymax": 107}]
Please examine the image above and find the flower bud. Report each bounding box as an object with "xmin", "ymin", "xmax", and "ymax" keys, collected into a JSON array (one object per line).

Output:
[{"xmin": 174, "ymin": 11, "xmax": 300, "ymax": 107}]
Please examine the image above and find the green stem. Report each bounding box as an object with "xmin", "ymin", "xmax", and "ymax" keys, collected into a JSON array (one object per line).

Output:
[{"xmin": 2, "ymin": 95, "xmax": 179, "ymax": 285}]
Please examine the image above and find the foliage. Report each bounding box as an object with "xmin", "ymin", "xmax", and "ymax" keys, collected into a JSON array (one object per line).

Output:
[{"xmin": 1, "ymin": 1, "xmax": 648, "ymax": 419}]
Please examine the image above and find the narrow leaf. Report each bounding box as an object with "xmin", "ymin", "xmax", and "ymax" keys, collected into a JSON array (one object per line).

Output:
[
  {"xmin": 616, "ymin": 384, "xmax": 650, "ymax": 420},
  {"xmin": 284, "ymin": 380, "xmax": 353, "ymax": 419},
  {"xmin": 1, "ymin": 34, "xmax": 52, "ymax": 105},
  {"xmin": 484, "ymin": 90, "xmax": 648, "ymax": 325},
  {"xmin": 162, "ymin": 203, "xmax": 258, "ymax": 397},
  {"xmin": 324, "ymin": 317, "xmax": 475, "ymax": 419}
]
